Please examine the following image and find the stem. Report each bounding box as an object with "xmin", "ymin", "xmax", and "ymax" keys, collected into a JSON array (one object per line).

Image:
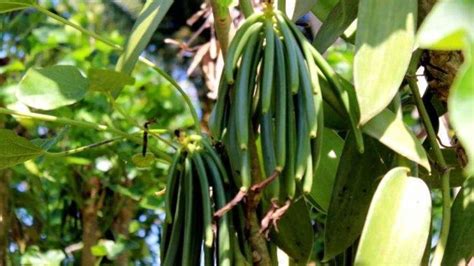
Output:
[
  {"xmin": 0, "ymin": 107, "xmax": 172, "ymax": 162},
  {"xmin": 209, "ymin": 0, "xmax": 231, "ymax": 58},
  {"xmin": 432, "ymin": 169, "xmax": 451, "ymax": 266},
  {"xmin": 45, "ymin": 137, "xmax": 123, "ymax": 157},
  {"xmin": 34, "ymin": 4, "xmax": 202, "ymax": 134},
  {"xmin": 139, "ymin": 57, "xmax": 202, "ymax": 133},
  {"xmin": 239, "ymin": 0, "xmax": 255, "ymax": 18},
  {"xmin": 407, "ymin": 76, "xmax": 450, "ymax": 265}
]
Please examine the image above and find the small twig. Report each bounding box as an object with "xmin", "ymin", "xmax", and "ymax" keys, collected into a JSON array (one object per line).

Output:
[
  {"xmin": 250, "ymin": 170, "xmax": 280, "ymax": 193},
  {"xmin": 214, "ymin": 190, "xmax": 247, "ymax": 218}
]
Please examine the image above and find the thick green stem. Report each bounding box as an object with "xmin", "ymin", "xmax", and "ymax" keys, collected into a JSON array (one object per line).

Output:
[
  {"xmin": 239, "ymin": 0, "xmax": 255, "ymax": 18},
  {"xmin": 35, "ymin": 4, "xmax": 202, "ymax": 134},
  {"xmin": 407, "ymin": 77, "xmax": 450, "ymax": 265},
  {"xmin": 209, "ymin": 0, "xmax": 231, "ymax": 58},
  {"xmin": 0, "ymin": 108, "xmax": 172, "ymax": 162}
]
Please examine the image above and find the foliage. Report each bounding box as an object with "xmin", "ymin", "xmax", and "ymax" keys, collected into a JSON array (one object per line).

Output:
[{"xmin": 0, "ymin": 0, "xmax": 472, "ymax": 265}]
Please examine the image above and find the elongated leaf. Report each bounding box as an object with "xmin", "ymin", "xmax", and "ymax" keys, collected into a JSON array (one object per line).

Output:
[
  {"xmin": 324, "ymin": 133, "xmax": 391, "ymax": 260},
  {"xmin": 285, "ymin": 0, "xmax": 316, "ymax": 21},
  {"xmin": 115, "ymin": 0, "xmax": 172, "ymax": 77},
  {"xmin": 443, "ymin": 177, "xmax": 474, "ymax": 265},
  {"xmin": 88, "ymin": 68, "xmax": 135, "ymax": 95},
  {"xmin": 17, "ymin": 65, "xmax": 89, "ymax": 110},
  {"xmin": 0, "ymin": 129, "xmax": 45, "ymax": 169},
  {"xmin": 449, "ymin": 44, "xmax": 474, "ymax": 176},
  {"xmin": 355, "ymin": 167, "xmax": 431, "ymax": 265},
  {"xmin": 417, "ymin": 1, "xmax": 474, "ymax": 50},
  {"xmin": 0, "ymin": 0, "xmax": 33, "ymax": 13},
  {"xmin": 363, "ymin": 108, "xmax": 431, "ymax": 172},
  {"xmin": 306, "ymin": 128, "xmax": 344, "ymax": 212},
  {"xmin": 270, "ymin": 198, "xmax": 314, "ymax": 263},
  {"xmin": 311, "ymin": 0, "xmax": 338, "ymax": 22},
  {"xmin": 354, "ymin": 0, "xmax": 417, "ymax": 124},
  {"xmin": 313, "ymin": 0, "xmax": 358, "ymax": 53}
]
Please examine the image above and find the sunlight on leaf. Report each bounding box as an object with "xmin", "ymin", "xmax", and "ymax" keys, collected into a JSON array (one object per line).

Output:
[{"xmin": 17, "ymin": 65, "xmax": 89, "ymax": 110}]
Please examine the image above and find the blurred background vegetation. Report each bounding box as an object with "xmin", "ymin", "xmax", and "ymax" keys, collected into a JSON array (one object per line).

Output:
[{"xmin": 0, "ymin": 0, "xmax": 442, "ymax": 265}]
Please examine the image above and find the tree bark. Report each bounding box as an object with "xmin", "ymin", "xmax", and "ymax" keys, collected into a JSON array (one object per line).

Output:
[
  {"xmin": 0, "ymin": 170, "xmax": 11, "ymax": 266},
  {"xmin": 418, "ymin": 0, "xmax": 467, "ymax": 167},
  {"xmin": 81, "ymin": 177, "xmax": 102, "ymax": 266},
  {"xmin": 111, "ymin": 181, "xmax": 137, "ymax": 266}
]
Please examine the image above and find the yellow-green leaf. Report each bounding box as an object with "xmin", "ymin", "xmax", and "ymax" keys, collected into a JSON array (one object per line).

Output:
[
  {"xmin": 355, "ymin": 167, "xmax": 431, "ymax": 265},
  {"xmin": 417, "ymin": 1, "xmax": 474, "ymax": 50},
  {"xmin": 363, "ymin": 108, "xmax": 431, "ymax": 172},
  {"xmin": 131, "ymin": 153, "xmax": 155, "ymax": 168},
  {"xmin": 115, "ymin": 0, "xmax": 172, "ymax": 76},
  {"xmin": 17, "ymin": 65, "xmax": 89, "ymax": 110},
  {"xmin": 0, "ymin": 0, "xmax": 33, "ymax": 13},
  {"xmin": 0, "ymin": 129, "xmax": 45, "ymax": 169},
  {"xmin": 443, "ymin": 177, "xmax": 474, "ymax": 265},
  {"xmin": 88, "ymin": 68, "xmax": 135, "ymax": 95},
  {"xmin": 354, "ymin": 0, "xmax": 417, "ymax": 124},
  {"xmin": 449, "ymin": 44, "xmax": 474, "ymax": 176}
]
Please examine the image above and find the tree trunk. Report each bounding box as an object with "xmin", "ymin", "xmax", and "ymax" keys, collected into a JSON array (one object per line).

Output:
[
  {"xmin": 0, "ymin": 170, "xmax": 11, "ymax": 266},
  {"xmin": 111, "ymin": 183, "xmax": 137, "ymax": 266},
  {"xmin": 81, "ymin": 177, "xmax": 101, "ymax": 266}
]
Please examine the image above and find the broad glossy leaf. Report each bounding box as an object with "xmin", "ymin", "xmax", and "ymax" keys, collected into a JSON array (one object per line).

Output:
[
  {"xmin": 443, "ymin": 177, "xmax": 474, "ymax": 265},
  {"xmin": 0, "ymin": 129, "xmax": 44, "ymax": 169},
  {"xmin": 363, "ymin": 108, "xmax": 431, "ymax": 172},
  {"xmin": 0, "ymin": 0, "xmax": 33, "ymax": 13},
  {"xmin": 270, "ymin": 198, "xmax": 313, "ymax": 263},
  {"xmin": 324, "ymin": 134, "xmax": 391, "ymax": 260},
  {"xmin": 88, "ymin": 68, "xmax": 135, "ymax": 95},
  {"xmin": 355, "ymin": 167, "xmax": 431, "ymax": 265},
  {"xmin": 17, "ymin": 65, "xmax": 89, "ymax": 110},
  {"xmin": 354, "ymin": 0, "xmax": 417, "ymax": 124},
  {"xmin": 306, "ymin": 128, "xmax": 344, "ymax": 212},
  {"xmin": 417, "ymin": 1, "xmax": 474, "ymax": 50},
  {"xmin": 285, "ymin": 0, "xmax": 316, "ymax": 21},
  {"xmin": 115, "ymin": 0, "xmax": 172, "ymax": 77},
  {"xmin": 313, "ymin": 0, "xmax": 358, "ymax": 53},
  {"xmin": 449, "ymin": 44, "xmax": 474, "ymax": 176}
]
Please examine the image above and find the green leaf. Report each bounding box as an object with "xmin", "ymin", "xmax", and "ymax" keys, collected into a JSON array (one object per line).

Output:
[
  {"xmin": 17, "ymin": 65, "xmax": 89, "ymax": 110},
  {"xmin": 88, "ymin": 68, "xmax": 135, "ymax": 95},
  {"xmin": 91, "ymin": 240, "xmax": 126, "ymax": 259},
  {"xmin": 0, "ymin": 0, "xmax": 33, "ymax": 13},
  {"xmin": 355, "ymin": 167, "xmax": 431, "ymax": 265},
  {"xmin": 354, "ymin": 0, "xmax": 417, "ymax": 124},
  {"xmin": 270, "ymin": 198, "xmax": 314, "ymax": 263},
  {"xmin": 313, "ymin": 0, "xmax": 358, "ymax": 53},
  {"xmin": 417, "ymin": 1, "xmax": 474, "ymax": 50},
  {"xmin": 311, "ymin": 0, "xmax": 338, "ymax": 22},
  {"xmin": 285, "ymin": 0, "xmax": 317, "ymax": 21},
  {"xmin": 324, "ymin": 134, "xmax": 391, "ymax": 260},
  {"xmin": 449, "ymin": 44, "xmax": 474, "ymax": 176},
  {"xmin": 131, "ymin": 153, "xmax": 155, "ymax": 168},
  {"xmin": 443, "ymin": 177, "xmax": 474, "ymax": 265},
  {"xmin": 0, "ymin": 129, "xmax": 45, "ymax": 170},
  {"xmin": 115, "ymin": 0, "xmax": 173, "ymax": 78},
  {"xmin": 363, "ymin": 108, "xmax": 431, "ymax": 172},
  {"xmin": 306, "ymin": 128, "xmax": 344, "ymax": 212}
]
